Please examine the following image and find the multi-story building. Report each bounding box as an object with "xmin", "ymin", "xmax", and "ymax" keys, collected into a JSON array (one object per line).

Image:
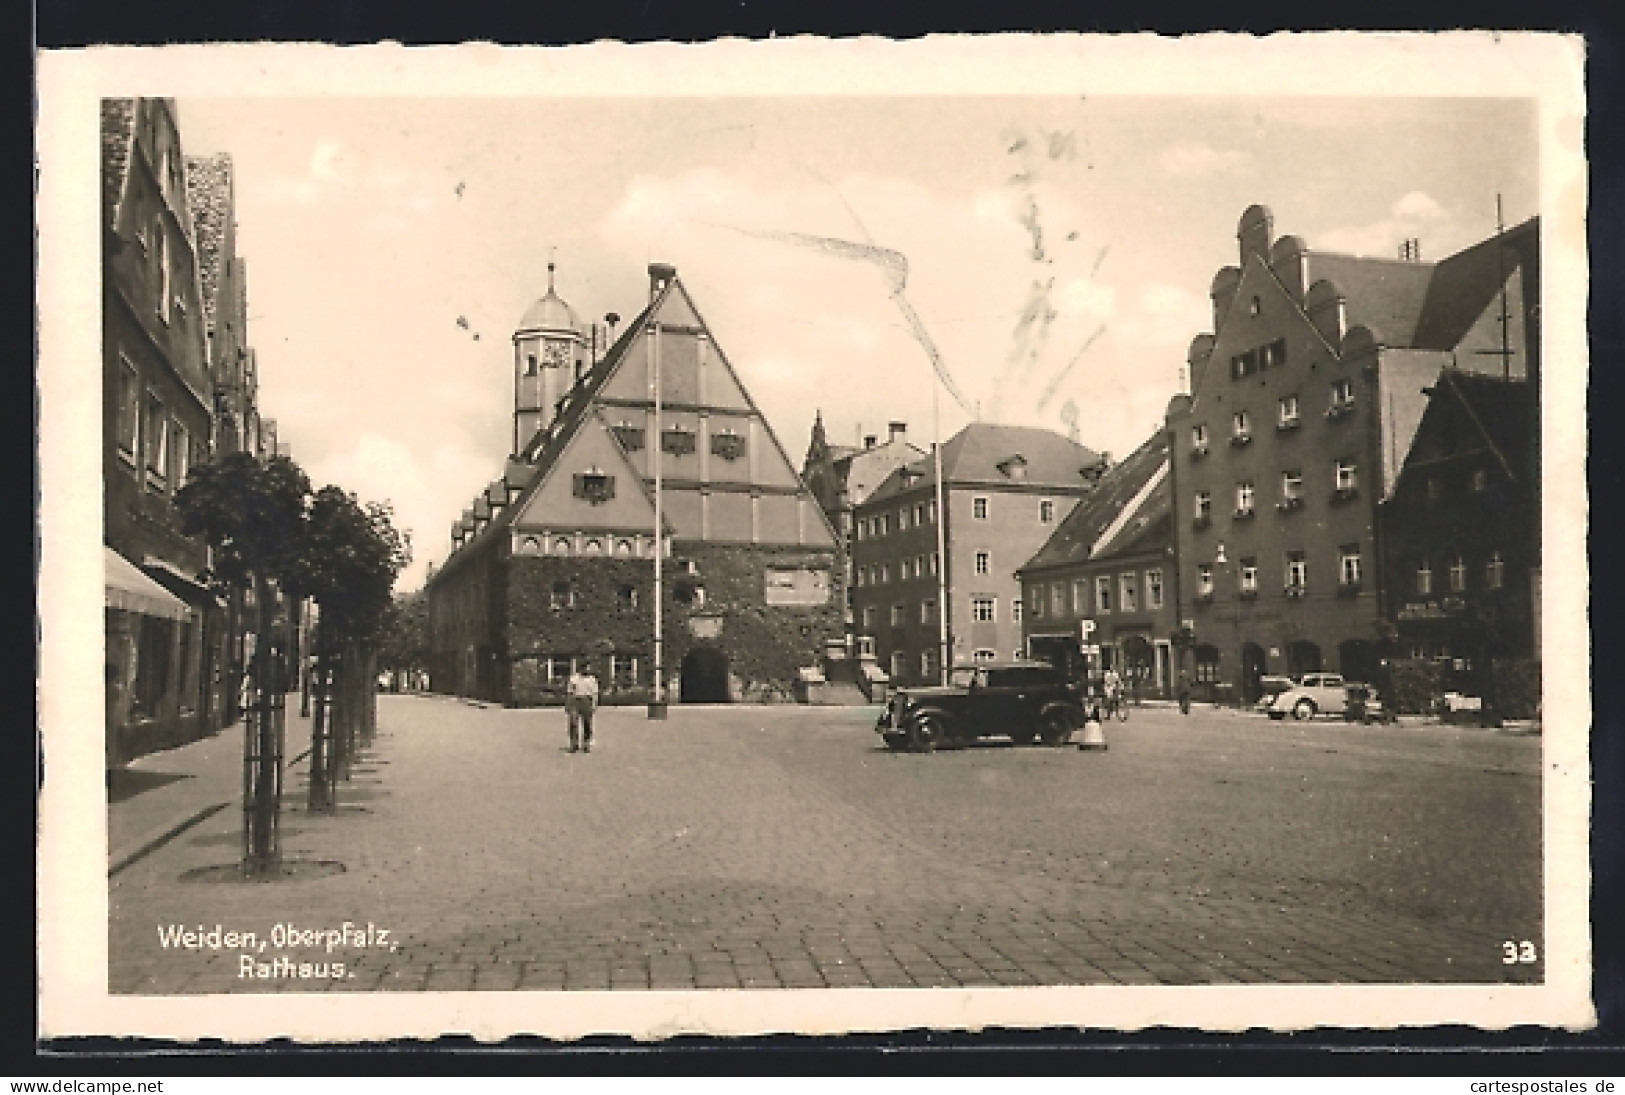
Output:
[
  {"xmin": 850, "ymin": 422, "xmax": 1102, "ymax": 685},
  {"xmin": 101, "ymin": 98, "xmax": 226, "ymax": 763},
  {"xmin": 1379, "ymin": 370, "xmax": 1537, "ymax": 686},
  {"xmin": 800, "ymin": 416, "xmax": 926, "ymax": 645},
  {"xmin": 426, "ymin": 262, "xmax": 843, "ymax": 704},
  {"xmin": 1165, "ymin": 204, "xmax": 1539, "ymax": 703},
  {"xmin": 1016, "ymin": 432, "xmax": 1178, "ymax": 696}
]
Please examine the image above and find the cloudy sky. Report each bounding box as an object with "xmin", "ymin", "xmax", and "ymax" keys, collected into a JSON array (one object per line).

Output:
[{"xmin": 174, "ymin": 95, "xmax": 1537, "ymax": 590}]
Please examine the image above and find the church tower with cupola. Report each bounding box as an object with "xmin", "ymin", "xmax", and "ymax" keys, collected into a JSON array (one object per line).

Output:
[{"xmin": 513, "ymin": 261, "xmax": 585, "ymax": 455}]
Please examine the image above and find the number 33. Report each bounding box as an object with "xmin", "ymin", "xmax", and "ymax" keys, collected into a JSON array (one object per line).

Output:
[{"xmin": 1502, "ymin": 940, "xmax": 1538, "ymax": 964}]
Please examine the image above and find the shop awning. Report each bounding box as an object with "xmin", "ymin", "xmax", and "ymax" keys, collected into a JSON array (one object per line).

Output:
[
  {"xmin": 105, "ymin": 547, "xmax": 190, "ymax": 621},
  {"xmin": 141, "ymin": 557, "xmax": 224, "ymax": 607}
]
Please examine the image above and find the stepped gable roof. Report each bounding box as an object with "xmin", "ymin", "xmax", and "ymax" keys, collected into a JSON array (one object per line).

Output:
[
  {"xmin": 183, "ymin": 154, "xmax": 232, "ymax": 334},
  {"xmin": 863, "ymin": 422, "xmax": 1103, "ymax": 507},
  {"xmin": 1017, "ymin": 432, "xmax": 1170, "ymax": 574},
  {"xmin": 1305, "ymin": 252, "xmax": 1437, "ymax": 346},
  {"xmin": 1410, "ymin": 217, "xmax": 1538, "ymax": 351},
  {"xmin": 100, "ymin": 98, "xmax": 136, "ymax": 229}
]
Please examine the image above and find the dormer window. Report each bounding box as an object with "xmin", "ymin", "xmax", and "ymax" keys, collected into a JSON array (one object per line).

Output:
[
  {"xmin": 661, "ymin": 426, "xmax": 697, "ymax": 456},
  {"xmin": 998, "ymin": 455, "xmax": 1029, "ymax": 480}
]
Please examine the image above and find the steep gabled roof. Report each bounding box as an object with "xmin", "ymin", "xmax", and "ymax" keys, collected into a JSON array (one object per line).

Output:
[
  {"xmin": 1410, "ymin": 218, "xmax": 1537, "ymax": 351},
  {"xmin": 1394, "ymin": 369, "xmax": 1532, "ymax": 494},
  {"xmin": 1306, "ymin": 253, "xmax": 1438, "ymax": 346},
  {"xmin": 1018, "ymin": 432, "xmax": 1170, "ymax": 574},
  {"xmin": 863, "ymin": 422, "xmax": 1102, "ymax": 507}
]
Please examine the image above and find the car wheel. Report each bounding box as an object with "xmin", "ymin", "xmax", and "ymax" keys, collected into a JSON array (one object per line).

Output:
[
  {"xmin": 1268, "ymin": 710, "xmax": 1286, "ymax": 721},
  {"xmin": 882, "ymin": 732, "xmax": 908, "ymax": 752},
  {"xmin": 1292, "ymin": 699, "xmax": 1316, "ymax": 721},
  {"xmin": 1040, "ymin": 707, "xmax": 1078, "ymax": 746},
  {"xmin": 908, "ymin": 713, "xmax": 944, "ymax": 752}
]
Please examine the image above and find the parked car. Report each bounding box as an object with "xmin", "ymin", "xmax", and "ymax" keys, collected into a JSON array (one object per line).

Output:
[
  {"xmin": 1343, "ymin": 682, "xmax": 1393, "ymax": 724},
  {"xmin": 875, "ymin": 661, "xmax": 1085, "ymax": 752},
  {"xmin": 1266, "ymin": 672, "xmax": 1351, "ymax": 720},
  {"xmin": 1255, "ymin": 674, "xmax": 1295, "ymax": 711}
]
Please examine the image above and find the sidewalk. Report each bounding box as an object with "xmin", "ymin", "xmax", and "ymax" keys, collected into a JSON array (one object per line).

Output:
[{"xmin": 107, "ymin": 701, "xmax": 313, "ymax": 876}]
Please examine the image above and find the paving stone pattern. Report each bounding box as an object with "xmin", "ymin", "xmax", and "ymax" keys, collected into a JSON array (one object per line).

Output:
[{"xmin": 109, "ymin": 697, "xmax": 1543, "ymax": 993}]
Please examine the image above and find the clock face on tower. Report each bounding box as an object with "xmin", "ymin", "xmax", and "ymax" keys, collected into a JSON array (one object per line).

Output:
[{"xmin": 542, "ymin": 341, "xmax": 571, "ymax": 368}]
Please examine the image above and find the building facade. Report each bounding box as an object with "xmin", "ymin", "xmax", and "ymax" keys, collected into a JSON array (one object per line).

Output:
[
  {"xmin": 800, "ymin": 416, "xmax": 926, "ymax": 648},
  {"xmin": 426, "ymin": 263, "xmax": 844, "ymax": 705},
  {"xmin": 850, "ymin": 423, "xmax": 1102, "ymax": 686},
  {"xmin": 102, "ymin": 98, "xmax": 226, "ymax": 763},
  {"xmin": 1165, "ymin": 204, "xmax": 1539, "ymax": 703},
  {"xmin": 1379, "ymin": 370, "xmax": 1537, "ymax": 695},
  {"xmin": 1017, "ymin": 433, "xmax": 1178, "ymax": 697}
]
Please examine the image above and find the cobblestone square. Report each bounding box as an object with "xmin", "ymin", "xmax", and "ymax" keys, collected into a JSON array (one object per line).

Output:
[{"xmin": 109, "ymin": 695, "xmax": 1543, "ymax": 994}]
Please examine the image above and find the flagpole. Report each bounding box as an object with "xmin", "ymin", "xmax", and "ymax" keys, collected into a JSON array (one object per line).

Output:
[
  {"xmin": 933, "ymin": 370, "xmax": 949, "ymax": 685},
  {"xmin": 649, "ymin": 317, "xmax": 667, "ymax": 719}
]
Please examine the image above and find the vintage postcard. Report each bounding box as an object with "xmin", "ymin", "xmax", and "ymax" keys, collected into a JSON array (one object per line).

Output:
[{"xmin": 37, "ymin": 33, "xmax": 1591, "ymax": 1041}]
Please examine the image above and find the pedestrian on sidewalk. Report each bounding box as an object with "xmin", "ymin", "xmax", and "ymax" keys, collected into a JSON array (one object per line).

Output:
[
  {"xmin": 565, "ymin": 665, "xmax": 600, "ymax": 753},
  {"xmin": 1177, "ymin": 670, "xmax": 1192, "ymax": 716}
]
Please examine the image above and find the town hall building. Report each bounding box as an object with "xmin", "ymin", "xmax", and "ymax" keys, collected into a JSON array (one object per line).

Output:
[{"xmin": 425, "ymin": 262, "xmax": 843, "ymax": 705}]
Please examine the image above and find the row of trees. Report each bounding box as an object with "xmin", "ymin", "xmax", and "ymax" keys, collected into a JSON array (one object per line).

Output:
[{"xmin": 176, "ymin": 451, "xmax": 410, "ymax": 876}]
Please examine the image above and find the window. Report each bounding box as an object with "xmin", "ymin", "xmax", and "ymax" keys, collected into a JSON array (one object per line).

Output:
[
  {"xmin": 550, "ymin": 582, "xmax": 573, "ymax": 610},
  {"xmin": 1194, "ymin": 490, "xmax": 1212, "ymax": 522},
  {"xmin": 617, "ymin": 584, "xmax": 638, "ymax": 608},
  {"xmin": 1426, "ymin": 477, "xmax": 1442, "ymax": 502},
  {"xmin": 920, "ymin": 650, "xmax": 935, "ymax": 677},
  {"xmin": 144, "ymin": 396, "xmax": 169, "ymax": 480},
  {"xmin": 1039, "ymin": 499, "xmax": 1056, "ymax": 522},
  {"xmin": 915, "ymin": 502, "xmax": 928, "ymax": 526},
  {"xmin": 1195, "ymin": 646, "xmax": 1221, "ymax": 683},
  {"xmin": 1011, "ymin": 598, "xmax": 1023, "ymax": 623},
  {"xmin": 1417, "ymin": 559, "xmax": 1433, "ymax": 595},
  {"xmin": 879, "ymin": 563, "xmax": 890, "ymax": 584},
  {"xmin": 1334, "ymin": 460, "xmax": 1358, "ymax": 494},
  {"xmin": 1449, "ymin": 556, "xmax": 1467, "ymax": 593},
  {"xmin": 1231, "ymin": 410, "xmax": 1251, "ymax": 442},
  {"xmin": 1145, "ymin": 569, "xmax": 1164, "ymax": 610},
  {"xmin": 928, "ymin": 500, "xmax": 937, "ymax": 524},
  {"xmin": 583, "ymin": 538, "xmax": 603, "ymax": 555},
  {"xmin": 899, "ymin": 507, "xmax": 911, "ymax": 530},
  {"xmin": 974, "ymin": 551, "xmax": 991, "ymax": 575},
  {"xmin": 1197, "ymin": 564, "xmax": 1214, "ymax": 597},
  {"xmin": 862, "ymin": 606, "xmax": 877, "ymax": 630},
  {"xmin": 1281, "ymin": 469, "xmax": 1303, "ymax": 506},
  {"xmin": 891, "ymin": 603, "xmax": 906, "ymax": 627},
  {"xmin": 920, "ymin": 600, "xmax": 936, "ymax": 625},
  {"xmin": 1235, "ymin": 481, "xmax": 1255, "ymax": 516},
  {"xmin": 1328, "ymin": 377, "xmax": 1355, "ymax": 416},
  {"xmin": 525, "ymin": 354, "xmax": 538, "ymax": 376},
  {"xmin": 971, "ymin": 597, "xmax": 996, "ymax": 623},
  {"xmin": 616, "ymin": 539, "xmax": 634, "ymax": 556},
  {"xmin": 1339, "ymin": 545, "xmax": 1362, "ymax": 587},
  {"xmin": 1286, "ymin": 551, "xmax": 1308, "ymax": 590},
  {"xmin": 117, "ymin": 358, "xmax": 139, "ymax": 460},
  {"xmin": 901, "ymin": 558, "xmax": 914, "ymax": 581},
  {"xmin": 1095, "ymin": 575, "xmax": 1112, "ymax": 614},
  {"xmin": 856, "ymin": 636, "xmax": 875, "ymax": 658},
  {"xmin": 1486, "ymin": 551, "xmax": 1505, "ymax": 590},
  {"xmin": 915, "ymin": 555, "xmax": 926, "ymax": 580},
  {"xmin": 154, "ymin": 222, "xmax": 171, "ymax": 322},
  {"xmin": 973, "ymin": 496, "xmax": 989, "ymax": 520},
  {"xmin": 1260, "ymin": 339, "xmax": 1286, "ymax": 369},
  {"xmin": 553, "ymin": 538, "xmax": 572, "ymax": 556},
  {"xmin": 173, "ymin": 424, "xmax": 190, "ymax": 487},
  {"xmin": 1191, "ymin": 424, "xmax": 1209, "ymax": 454},
  {"xmin": 1029, "ymin": 585, "xmax": 1045, "ymax": 619},
  {"xmin": 1072, "ymin": 578, "xmax": 1089, "ymax": 614},
  {"xmin": 546, "ymin": 656, "xmax": 573, "ymax": 682},
  {"xmin": 1277, "ymin": 394, "xmax": 1300, "ymax": 429},
  {"xmin": 856, "ymin": 518, "xmax": 867, "ymax": 541},
  {"xmin": 972, "ymin": 649, "xmax": 997, "ymax": 665},
  {"xmin": 1050, "ymin": 582, "xmax": 1066, "ymax": 617},
  {"xmin": 1239, "ymin": 557, "xmax": 1258, "ymax": 593},
  {"xmin": 1119, "ymin": 573, "xmax": 1138, "ymax": 613},
  {"xmin": 855, "ymin": 567, "xmax": 867, "ymax": 588},
  {"xmin": 1472, "ymin": 468, "xmax": 1490, "ymax": 493},
  {"xmin": 878, "ymin": 514, "xmax": 890, "ymax": 536},
  {"xmin": 929, "ymin": 553, "xmax": 940, "ymax": 577}
]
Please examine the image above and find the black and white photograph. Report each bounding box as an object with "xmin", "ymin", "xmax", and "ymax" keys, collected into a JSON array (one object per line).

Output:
[{"xmin": 37, "ymin": 34, "xmax": 1591, "ymax": 1040}]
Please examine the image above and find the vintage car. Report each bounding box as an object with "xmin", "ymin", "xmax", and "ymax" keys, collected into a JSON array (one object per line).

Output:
[
  {"xmin": 875, "ymin": 661, "xmax": 1086, "ymax": 752},
  {"xmin": 1266, "ymin": 672, "xmax": 1352, "ymax": 720}
]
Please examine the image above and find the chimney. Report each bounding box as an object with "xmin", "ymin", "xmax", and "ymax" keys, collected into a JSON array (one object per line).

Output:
[
  {"xmin": 1398, "ymin": 237, "xmax": 1422, "ymax": 262},
  {"xmin": 864, "ymin": 434, "xmax": 877, "ymax": 450},
  {"xmin": 887, "ymin": 421, "xmax": 906, "ymax": 444},
  {"xmin": 604, "ymin": 311, "xmax": 621, "ymax": 350},
  {"xmin": 648, "ymin": 263, "xmax": 677, "ymax": 301}
]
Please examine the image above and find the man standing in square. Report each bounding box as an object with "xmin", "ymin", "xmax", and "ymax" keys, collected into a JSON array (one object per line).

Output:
[{"xmin": 565, "ymin": 663, "xmax": 600, "ymax": 753}]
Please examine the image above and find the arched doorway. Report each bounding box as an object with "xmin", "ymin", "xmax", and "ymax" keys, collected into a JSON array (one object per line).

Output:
[
  {"xmin": 1239, "ymin": 642, "xmax": 1267, "ymax": 704},
  {"xmin": 1193, "ymin": 644, "xmax": 1221, "ymax": 701},
  {"xmin": 1285, "ymin": 640, "xmax": 1322, "ymax": 677},
  {"xmin": 1338, "ymin": 639, "xmax": 1378, "ymax": 685},
  {"xmin": 679, "ymin": 645, "xmax": 731, "ymax": 703},
  {"xmin": 1120, "ymin": 635, "xmax": 1154, "ymax": 697}
]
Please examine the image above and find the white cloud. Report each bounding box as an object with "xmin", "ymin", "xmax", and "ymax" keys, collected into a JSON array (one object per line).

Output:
[
  {"xmin": 1317, "ymin": 191, "xmax": 1453, "ymax": 258},
  {"xmin": 1123, "ymin": 283, "xmax": 1211, "ymax": 347},
  {"xmin": 1159, "ymin": 141, "xmax": 1249, "ymax": 178}
]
